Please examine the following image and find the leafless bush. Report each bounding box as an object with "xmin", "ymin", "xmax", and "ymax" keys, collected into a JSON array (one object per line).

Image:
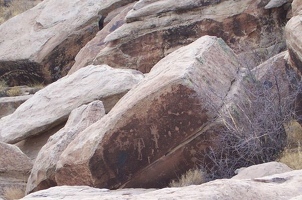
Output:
[{"xmin": 202, "ymin": 62, "xmax": 302, "ymax": 179}]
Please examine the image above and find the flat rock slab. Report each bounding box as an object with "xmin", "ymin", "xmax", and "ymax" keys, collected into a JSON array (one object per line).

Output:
[
  {"xmin": 26, "ymin": 100, "xmax": 106, "ymax": 194},
  {"xmin": 0, "ymin": 0, "xmax": 136, "ymax": 85},
  {"xmin": 55, "ymin": 36, "xmax": 241, "ymax": 189},
  {"xmin": 0, "ymin": 65, "xmax": 144, "ymax": 144},
  {"xmin": 21, "ymin": 170, "xmax": 302, "ymax": 200}
]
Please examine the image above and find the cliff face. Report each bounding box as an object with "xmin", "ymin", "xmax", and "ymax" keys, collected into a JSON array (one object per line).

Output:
[{"xmin": 1, "ymin": 0, "xmax": 302, "ymax": 199}]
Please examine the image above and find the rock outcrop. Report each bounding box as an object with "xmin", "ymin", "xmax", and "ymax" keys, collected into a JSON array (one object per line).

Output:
[
  {"xmin": 26, "ymin": 100, "xmax": 105, "ymax": 194},
  {"xmin": 0, "ymin": 65, "xmax": 144, "ymax": 144},
  {"xmin": 78, "ymin": 0, "xmax": 288, "ymax": 74},
  {"xmin": 232, "ymin": 162, "xmax": 293, "ymax": 179},
  {"xmin": 286, "ymin": 0, "xmax": 302, "ymax": 73},
  {"xmin": 0, "ymin": 142, "xmax": 32, "ymax": 200},
  {"xmin": 21, "ymin": 170, "xmax": 302, "ymax": 200},
  {"xmin": 55, "ymin": 36, "xmax": 241, "ymax": 189},
  {"xmin": 0, "ymin": 0, "xmax": 136, "ymax": 86}
]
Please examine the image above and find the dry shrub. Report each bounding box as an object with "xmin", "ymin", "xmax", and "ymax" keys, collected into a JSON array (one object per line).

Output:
[
  {"xmin": 6, "ymin": 86, "xmax": 21, "ymax": 96},
  {"xmin": 3, "ymin": 187, "xmax": 25, "ymax": 200},
  {"xmin": 278, "ymin": 121, "xmax": 302, "ymax": 169},
  {"xmin": 169, "ymin": 169, "xmax": 206, "ymax": 187}
]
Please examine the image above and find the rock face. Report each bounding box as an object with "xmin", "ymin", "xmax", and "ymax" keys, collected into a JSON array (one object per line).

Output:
[
  {"xmin": 26, "ymin": 101, "xmax": 106, "ymax": 194},
  {"xmin": 55, "ymin": 36, "xmax": 241, "ymax": 189},
  {"xmin": 20, "ymin": 170, "xmax": 302, "ymax": 200},
  {"xmin": 86, "ymin": 0, "xmax": 288, "ymax": 74},
  {"xmin": 232, "ymin": 162, "xmax": 293, "ymax": 179},
  {"xmin": 0, "ymin": 0, "xmax": 136, "ymax": 86},
  {"xmin": 0, "ymin": 142, "xmax": 32, "ymax": 200},
  {"xmin": 0, "ymin": 65, "xmax": 144, "ymax": 144},
  {"xmin": 265, "ymin": 0, "xmax": 289, "ymax": 9},
  {"xmin": 69, "ymin": 3, "xmax": 135, "ymax": 74},
  {"xmin": 0, "ymin": 95, "xmax": 32, "ymax": 118},
  {"xmin": 286, "ymin": 0, "xmax": 302, "ymax": 73}
]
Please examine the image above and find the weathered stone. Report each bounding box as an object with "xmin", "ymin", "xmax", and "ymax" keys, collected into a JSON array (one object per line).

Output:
[
  {"xmin": 0, "ymin": 0, "xmax": 136, "ymax": 86},
  {"xmin": 286, "ymin": 15, "xmax": 302, "ymax": 73},
  {"xmin": 26, "ymin": 101, "xmax": 106, "ymax": 194},
  {"xmin": 91, "ymin": 0, "xmax": 287, "ymax": 73},
  {"xmin": 0, "ymin": 142, "xmax": 32, "ymax": 200},
  {"xmin": 0, "ymin": 65, "xmax": 144, "ymax": 144},
  {"xmin": 292, "ymin": 0, "xmax": 302, "ymax": 16},
  {"xmin": 0, "ymin": 95, "xmax": 32, "ymax": 118},
  {"xmin": 69, "ymin": 3, "xmax": 135, "ymax": 74},
  {"xmin": 20, "ymin": 170, "xmax": 302, "ymax": 200},
  {"xmin": 55, "ymin": 36, "xmax": 241, "ymax": 189},
  {"xmin": 265, "ymin": 0, "xmax": 289, "ymax": 9},
  {"xmin": 232, "ymin": 162, "xmax": 292, "ymax": 179}
]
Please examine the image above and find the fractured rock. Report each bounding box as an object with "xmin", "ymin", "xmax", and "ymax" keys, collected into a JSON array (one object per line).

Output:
[
  {"xmin": 55, "ymin": 36, "xmax": 241, "ymax": 189},
  {"xmin": 26, "ymin": 100, "xmax": 106, "ymax": 194},
  {"xmin": 0, "ymin": 0, "xmax": 136, "ymax": 86},
  {"xmin": 0, "ymin": 142, "xmax": 32, "ymax": 200},
  {"xmin": 0, "ymin": 65, "xmax": 144, "ymax": 144}
]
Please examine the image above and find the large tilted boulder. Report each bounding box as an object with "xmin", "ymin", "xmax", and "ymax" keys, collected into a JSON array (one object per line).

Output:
[
  {"xmin": 74, "ymin": 0, "xmax": 289, "ymax": 74},
  {"xmin": 0, "ymin": 65, "xmax": 144, "ymax": 144},
  {"xmin": 0, "ymin": 0, "xmax": 136, "ymax": 86},
  {"xmin": 0, "ymin": 142, "xmax": 32, "ymax": 200},
  {"xmin": 20, "ymin": 170, "xmax": 302, "ymax": 200},
  {"xmin": 55, "ymin": 36, "xmax": 241, "ymax": 189},
  {"xmin": 26, "ymin": 101, "xmax": 106, "ymax": 194}
]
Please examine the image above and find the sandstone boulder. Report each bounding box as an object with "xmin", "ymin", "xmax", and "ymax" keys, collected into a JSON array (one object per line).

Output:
[
  {"xmin": 0, "ymin": 0, "xmax": 136, "ymax": 86},
  {"xmin": 232, "ymin": 162, "xmax": 293, "ymax": 179},
  {"xmin": 90, "ymin": 0, "xmax": 287, "ymax": 74},
  {"xmin": 55, "ymin": 36, "xmax": 241, "ymax": 189},
  {"xmin": 0, "ymin": 95, "xmax": 32, "ymax": 118},
  {"xmin": 286, "ymin": 1, "xmax": 302, "ymax": 73},
  {"xmin": 69, "ymin": 3, "xmax": 135, "ymax": 74},
  {"xmin": 292, "ymin": 0, "xmax": 302, "ymax": 16},
  {"xmin": 26, "ymin": 100, "xmax": 106, "ymax": 194},
  {"xmin": 20, "ymin": 170, "xmax": 302, "ymax": 200},
  {"xmin": 0, "ymin": 65, "xmax": 144, "ymax": 144},
  {"xmin": 0, "ymin": 142, "xmax": 32, "ymax": 200},
  {"xmin": 265, "ymin": 0, "xmax": 289, "ymax": 9}
]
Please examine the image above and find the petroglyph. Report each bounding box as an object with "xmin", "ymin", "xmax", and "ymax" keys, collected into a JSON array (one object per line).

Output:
[
  {"xmin": 115, "ymin": 132, "xmax": 131, "ymax": 150},
  {"xmin": 134, "ymin": 138, "xmax": 145, "ymax": 160},
  {"xmin": 150, "ymin": 125, "xmax": 160, "ymax": 149}
]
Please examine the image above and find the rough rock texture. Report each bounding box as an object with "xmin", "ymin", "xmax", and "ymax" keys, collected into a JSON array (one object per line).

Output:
[
  {"xmin": 0, "ymin": 0, "xmax": 136, "ymax": 86},
  {"xmin": 0, "ymin": 65, "xmax": 144, "ymax": 144},
  {"xmin": 21, "ymin": 170, "xmax": 302, "ymax": 200},
  {"xmin": 69, "ymin": 3, "xmax": 135, "ymax": 74},
  {"xmin": 55, "ymin": 36, "xmax": 241, "ymax": 189},
  {"xmin": 286, "ymin": 0, "xmax": 302, "ymax": 73},
  {"xmin": 0, "ymin": 142, "xmax": 32, "ymax": 200},
  {"xmin": 265, "ymin": 0, "xmax": 289, "ymax": 9},
  {"xmin": 292, "ymin": 0, "xmax": 302, "ymax": 16},
  {"xmin": 90, "ymin": 0, "xmax": 288, "ymax": 74},
  {"xmin": 232, "ymin": 162, "xmax": 293, "ymax": 179},
  {"xmin": 26, "ymin": 101, "xmax": 106, "ymax": 194},
  {"xmin": 0, "ymin": 95, "xmax": 32, "ymax": 118}
]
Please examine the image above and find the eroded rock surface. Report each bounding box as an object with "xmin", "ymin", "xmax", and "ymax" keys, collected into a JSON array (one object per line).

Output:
[
  {"xmin": 0, "ymin": 95, "xmax": 32, "ymax": 118},
  {"xmin": 0, "ymin": 0, "xmax": 136, "ymax": 86},
  {"xmin": 21, "ymin": 170, "xmax": 302, "ymax": 200},
  {"xmin": 0, "ymin": 142, "xmax": 32, "ymax": 200},
  {"xmin": 0, "ymin": 65, "xmax": 144, "ymax": 144},
  {"xmin": 26, "ymin": 101, "xmax": 106, "ymax": 194},
  {"xmin": 55, "ymin": 36, "xmax": 241, "ymax": 189},
  {"xmin": 90, "ymin": 0, "xmax": 287, "ymax": 73}
]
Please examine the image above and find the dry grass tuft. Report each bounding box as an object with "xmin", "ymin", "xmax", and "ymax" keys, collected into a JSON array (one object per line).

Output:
[
  {"xmin": 278, "ymin": 121, "xmax": 302, "ymax": 169},
  {"xmin": 3, "ymin": 187, "xmax": 25, "ymax": 200},
  {"xmin": 6, "ymin": 86, "xmax": 21, "ymax": 96},
  {"xmin": 169, "ymin": 168, "xmax": 206, "ymax": 187}
]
